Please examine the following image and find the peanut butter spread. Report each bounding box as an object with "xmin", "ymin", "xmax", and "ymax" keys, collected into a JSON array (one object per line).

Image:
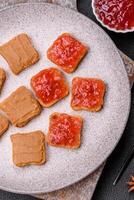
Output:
[
  {"xmin": 0, "ymin": 68, "xmax": 6, "ymax": 93},
  {"xmin": 0, "ymin": 114, "xmax": 9, "ymax": 136},
  {"xmin": 0, "ymin": 33, "xmax": 39, "ymax": 75},
  {"xmin": 11, "ymin": 131, "xmax": 46, "ymax": 167},
  {"xmin": 0, "ymin": 86, "xmax": 41, "ymax": 127}
]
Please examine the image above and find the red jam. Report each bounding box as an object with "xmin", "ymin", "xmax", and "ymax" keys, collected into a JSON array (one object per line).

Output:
[
  {"xmin": 47, "ymin": 33, "xmax": 88, "ymax": 73},
  {"xmin": 71, "ymin": 77, "xmax": 106, "ymax": 111},
  {"xmin": 94, "ymin": 0, "xmax": 134, "ymax": 30},
  {"xmin": 48, "ymin": 113, "xmax": 83, "ymax": 148},
  {"xmin": 31, "ymin": 68, "xmax": 69, "ymax": 106}
]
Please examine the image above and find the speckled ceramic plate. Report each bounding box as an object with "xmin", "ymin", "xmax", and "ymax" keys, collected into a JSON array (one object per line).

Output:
[{"xmin": 0, "ymin": 3, "xmax": 130, "ymax": 194}]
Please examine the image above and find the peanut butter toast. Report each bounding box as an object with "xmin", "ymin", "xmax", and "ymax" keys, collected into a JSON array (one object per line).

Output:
[
  {"xmin": 0, "ymin": 86, "xmax": 41, "ymax": 127},
  {"xmin": 0, "ymin": 114, "xmax": 9, "ymax": 136},
  {"xmin": 0, "ymin": 68, "xmax": 6, "ymax": 93},
  {"xmin": 0, "ymin": 33, "xmax": 39, "ymax": 75},
  {"xmin": 11, "ymin": 131, "xmax": 46, "ymax": 167}
]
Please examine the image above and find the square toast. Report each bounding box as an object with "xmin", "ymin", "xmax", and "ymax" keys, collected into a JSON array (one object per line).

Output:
[
  {"xmin": 0, "ymin": 114, "xmax": 9, "ymax": 136},
  {"xmin": 0, "ymin": 33, "xmax": 39, "ymax": 75},
  {"xmin": 0, "ymin": 86, "xmax": 41, "ymax": 127},
  {"xmin": 71, "ymin": 77, "xmax": 106, "ymax": 112},
  {"xmin": 11, "ymin": 131, "xmax": 46, "ymax": 167},
  {"xmin": 31, "ymin": 68, "xmax": 69, "ymax": 107},
  {"xmin": 0, "ymin": 68, "xmax": 6, "ymax": 93},
  {"xmin": 47, "ymin": 33, "xmax": 88, "ymax": 73},
  {"xmin": 47, "ymin": 113, "xmax": 83, "ymax": 149}
]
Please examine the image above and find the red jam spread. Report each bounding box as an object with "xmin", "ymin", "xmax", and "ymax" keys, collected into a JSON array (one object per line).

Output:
[
  {"xmin": 47, "ymin": 113, "xmax": 83, "ymax": 148},
  {"xmin": 94, "ymin": 0, "xmax": 134, "ymax": 30},
  {"xmin": 47, "ymin": 33, "xmax": 88, "ymax": 73},
  {"xmin": 31, "ymin": 68, "xmax": 69, "ymax": 107},
  {"xmin": 71, "ymin": 77, "xmax": 106, "ymax": 111}
]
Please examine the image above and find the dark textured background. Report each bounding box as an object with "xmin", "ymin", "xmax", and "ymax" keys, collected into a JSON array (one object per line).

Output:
[{"xmin": 0, "ymin": 0, "xmax": 134, "ymax": 199}]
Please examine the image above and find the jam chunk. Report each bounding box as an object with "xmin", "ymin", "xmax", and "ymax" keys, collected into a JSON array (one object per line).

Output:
[
  {"xmin": 31, "ymin": 68, "xmax": 69, "ymax": 107},
  {"xmin": 71, "ymin": 77, "xmax": 106, "ymax": 112},
  {"xmin": 47, "ymin": 33, "xmax": 88, "ymax": 73},
  {"xmin": 47, "ymin": 113, "xmax": 83, "ymax": 149}
]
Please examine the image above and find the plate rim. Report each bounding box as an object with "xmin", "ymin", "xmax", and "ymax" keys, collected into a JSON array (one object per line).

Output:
[{"xmin": 0, "ymin": 2, "xmax": 131, "ymax": 194}]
